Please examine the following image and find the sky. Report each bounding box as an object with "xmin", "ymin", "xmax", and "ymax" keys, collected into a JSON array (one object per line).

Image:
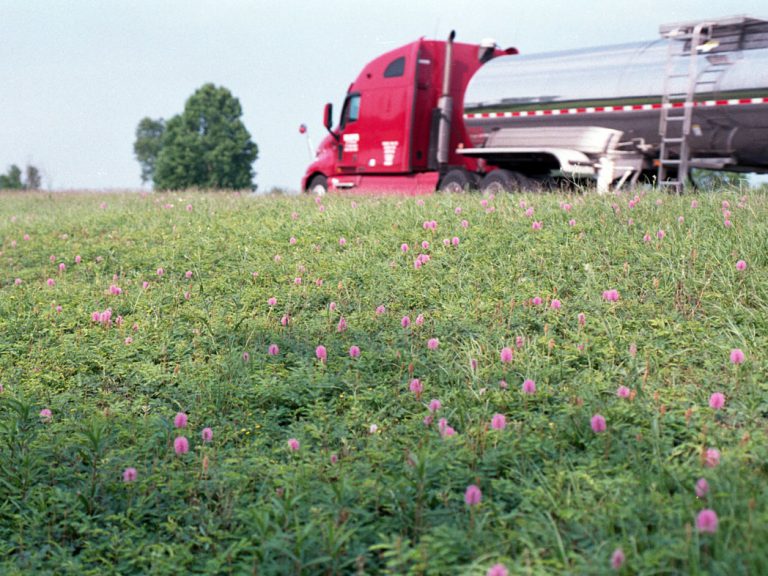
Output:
[{"xmin": 1, "ymin": 0, "xmax": 766, "ymax": 192}]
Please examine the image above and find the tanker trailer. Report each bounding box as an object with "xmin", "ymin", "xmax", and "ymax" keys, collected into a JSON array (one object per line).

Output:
[{"xmin": 462, "ymin": 15, "xmax": 768, "ymax": 192}]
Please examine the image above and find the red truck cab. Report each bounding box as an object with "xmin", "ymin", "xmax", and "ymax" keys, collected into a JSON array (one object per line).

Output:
[{"xmin": 302, "ymin": 35, "xmax": 513, "ymax": 194}]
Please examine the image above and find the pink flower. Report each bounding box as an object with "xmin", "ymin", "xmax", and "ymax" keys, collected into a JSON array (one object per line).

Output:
[
  {"xmin": 464, "ymin": 484, "xmax": 482, "ymax": 506},
  {"xmin": 550, "ymin": 299, "xmax": 561, "ymax": 310},
  {"xmin": 491, "ymin": 413, "xmax": 506, "ymax": 430},
  {"xmin": 289, "ymin": 236, "xmax": 297, "ymax": 245},
  {"xmin": 174, "ymin": 412, "xmax": 188, "ymax": 428},
  {"xmin": 590, "ymin": 414, "xmax": 607, "ymax": 433},
  {"xmin": 58, "ymin": 263, "xmax": 66, "ymax": 273},
  {"xmin": 724, "ymin": 219, "xmax": 732, "ymax": 228},
  {"xmin": 336, "ymin": 316, "xmax": 347, "ymax": 332},
  {"xmin": 708, "ymin": 392, "xmax": 725, "ymax": 410},
  {"xmin": 569, "ymin": 219, "xmax": 576, "ymax": 226},
  {"xmin": 525, "ymin": 207, "xmax": 534, "ymax": 218},
  {"xmin": 602, "ymin": 289, "xmax": 619, "ymax": 302},
  {"xmin": 287, "ymin": 438, "xmax": 300, "ymax": 452},
  {"xmin": 578, "ymin": 312, "xmax": 586, "ymax": 326},
  {"xmin": 46, "ymin": 278, "xmax": 55, "ymax": 287},
  {"xmin": 691, "ymin": 199, "xmax": 698, "ymax": 208},
  {"xmin": 531, "ymin": 296, "xmax": 542, "ymax": 306},
  {"xmin": 704, "ymin": 448, "xmax": 720, "ymax": 468},
  {"xmin": 730, "ymin": 348, "xmax": 745, "ymax": 364},
  {"xmin": 376, "ymin": 305, "xmax": 386, "ymax": 315},
  {"xmin": 421, "ymin": 240, "xmax": 430, "ymax": 250},
  {"xmin": 123, "ymin": 467, "xmax": 138, "ymax": 483},
  {"xmin": 515, "ymin": 336, "xmax": 525, "ymax": 349},
  {"xmin": 696, "ymin": 509, "xmax": 718, "ymax": 533},
  {"xmin": 531, "ymin": 221, "xmax": 542, "ymax": 230},
  {"xmin": 409, "ymin": 378, "xmax": 423, "ymax": 396},
  {"xmin": 76, "ymin": 256, "xmax": 82, "ymax": 265},
  {"xmin": 316, "ymin": 345, "xmax": 327, "ymax": 363},
  {"xmin": 39, "ymin": 408, "xmax": 52, "ymax": 422},
  {"xmin": 242, "ymin": 351, "xmax": 250, "ymax": 362},
  {"xmin": 695, "ymin": 478, "xmax": 709, "ymax": 498},
  {"xmin": 339, "ymin": 237, "xmax": 347, "ymax": 246},
  {"xmin": 461, "ymin": 219, "xmax": 469, "ymax": 228},
  {"xmin": 268, "ymin": 344, "xmax": 279, "ymax": 356},
  {"xmin": 428, "ymin": 399, "xmax": 441, "ymax": 413},
  {"xmin": 369, "ymin": 424, "xmax": 378, "ymax": 434},
  {"xmin": 452, "ymin": 237, "xmax": 460, "ymax": 246},
  {"xmin": 156, "ymin": 267, "xmax": 164, "ymax": 276},
  {"xmin": 487, "ymin": 563, "xmax": 509, "ymax": 576},
  {"xmin": 500, "ymin": 347, "xmax": 513, "ymax": 364},
  {"xmin": 142, "ymin": 281, "xmax": 149, "ymax": 289},
  {"xmin": 616, "ymin": 386, "xmax": 631, "ymax": 399},
  {"xmin": 522, "ymin": 379, "xmax": 536, "ymax": 394},
  {"xmin": 330, "ymin": 453, "xmax": 338, "ymax": 464},
  {"xmin": 329, "ymin": 302, "xmax": 337, "ymax": 312},
  {"xmin": 280, "ymin": 314, "xmax": 290, "ymax": 326},
  {"xmin": 610, "ymin": 548, "xmax": 625, "ymax": 570},
  {"xmin": 629, "ymin": 342, "xmax": 638, "ymax": 357},
  {"xmin": 678, "ymin": 216, "xmax": 684, "ymax": 224},
  {"xmin": 267, "ymin": 297, "xmax": 277, "ymax": 306},
  {"xmin": 736, "ymin": 260, "xmax": 747, "ymax": 271},
  {"xmin": 401, "ymin": 243, "xmax": 409, "ymax": 253},
  {"xmin": 124, "ymin": 337, "xmax": 133, "ymax": 345},
  {"xmin": 201, "ymin": 427, "xmax": 213, "ymax": 443},
  {"xmin": 294, "ymin": 277, "xmax": 302, "ymax": 285},
  {"xmin": 401, "ymin": 316, "xmax": 411, "ymax": 328},
  {"xmin": 14, "ymin": 278, "xmax": 22, "ymax": 285},
  {"xmin": 174, "ymin": 436, "xmax": 189, "ymax": 455},
  {"xmin": 498, "ymin": 379, "xmax": 508, "ymax": 390},
  {"xmin": 349, "ymin": 345, "xmax": 361, "ymax": 358},
  {"xmin": 415, "ymin": 314, "xmax": 425, "ymax": 326},
  {"xmin": 455, "ymin": 206, "xmax": 462, "ymax": 214},
  {"xmin": 427, "ymin": 338, "xmax": 439, "ymax": 350}
]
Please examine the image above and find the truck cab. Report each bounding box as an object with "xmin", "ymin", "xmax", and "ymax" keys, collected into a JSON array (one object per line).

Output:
[{"xmin": 302, "ymin": 36, "xmax": 508, "ymax": 194}]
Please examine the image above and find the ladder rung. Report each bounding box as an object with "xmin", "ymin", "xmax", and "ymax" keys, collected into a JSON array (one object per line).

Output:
[
  {"xmin": 664, "ymin": 117, "xmax": 687, "ymax": 122},
  {"xmin": 661, "ymin": 159, "xmax": 682, "ymax": 165},
  {"xmin": 663, "ymin": 138, "xmax": 686, "ymax": 143}
]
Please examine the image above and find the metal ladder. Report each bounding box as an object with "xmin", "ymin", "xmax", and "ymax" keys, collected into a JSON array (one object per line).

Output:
[{"xmin": 657, "ymin": 22, "xmax": 714, "ymax": 193}]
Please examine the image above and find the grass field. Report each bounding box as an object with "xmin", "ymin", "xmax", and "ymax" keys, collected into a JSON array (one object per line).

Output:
[{"xmin": 0, "ymin": 188, "xmax": 766, "ymax": 575}]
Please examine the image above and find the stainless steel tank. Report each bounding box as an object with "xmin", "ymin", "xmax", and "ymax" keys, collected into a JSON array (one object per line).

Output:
[{"xmin": 463, "ymin": 19, "xmax": 768, "ymax": 172}]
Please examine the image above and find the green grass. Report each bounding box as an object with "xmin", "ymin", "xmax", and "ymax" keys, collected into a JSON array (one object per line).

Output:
[{"xmin": 0, "ymin": 188, "xmax": 766, "ymax": 575}]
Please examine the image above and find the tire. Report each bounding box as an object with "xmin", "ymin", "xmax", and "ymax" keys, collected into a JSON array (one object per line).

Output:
[
  {"xmin": 479, "ymin": 169, "xmax": 530, "ymax": 194},
  {"xmin": 439, "ymin": 169, "xmax": 478, "ymax": 193},
  {"xmin": 306, "ymin": 175, "xmax": 328, "ymax": 196}
]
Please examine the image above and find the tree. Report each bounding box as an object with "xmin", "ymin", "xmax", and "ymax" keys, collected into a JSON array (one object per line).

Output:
[
  {"xmin": 152, "ymin": 84, "xmax": 258, "ymax": 190},
  {"xmin": 133, "ymin": 117, "xmax": 165, "ymax": 185},
  {"xmin": 0, "ymin": 165, "xmax": 23, "ymax": 189},
  {"xmin": 25, "ymin": 165, "xmax": 41, "ymax": 190}
]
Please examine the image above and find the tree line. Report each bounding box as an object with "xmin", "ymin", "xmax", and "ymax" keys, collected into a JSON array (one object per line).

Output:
[
  {"xmin": 0, "ymin": 164, "xmax": 42, "ymax": 190},
  {"xmin": 134, "ymin": 83, "xmax": 258, "ymax": 191}
]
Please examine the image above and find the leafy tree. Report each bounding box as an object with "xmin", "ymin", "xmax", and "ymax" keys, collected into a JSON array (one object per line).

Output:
[
  {"xmin": 25, "ymin": 165, "xmax": 41, "ymax": 190},
  {"xmin": 133, "ymin": 117, "xmax": 165, "ymax": 185},
  {"xmin": 0, "ymin": 165, "xmax": 23, "ymax": 189},
  {"xmin": 153, "ymin": 84, "xmax": 258, "ymax": 190}
]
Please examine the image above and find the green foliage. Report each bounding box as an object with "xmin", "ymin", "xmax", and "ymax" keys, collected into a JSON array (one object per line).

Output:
[
  {"xmin": 133, "ymin": 117, "xmax": 165, "ymax": 185},
  {"xmin": 0, "ymin": 189, "xmax": 767, "ymax": 574},
  {"xmin": 0, "ymin": 165, "xmax": 23, "ymax": 189},
  {"xmin": 152, "ymin": 84, "xmax": 258, "ymax": 191},
  {"xmin": 0, "ymin": 164, "xmax": 43, "ymax": 190}
]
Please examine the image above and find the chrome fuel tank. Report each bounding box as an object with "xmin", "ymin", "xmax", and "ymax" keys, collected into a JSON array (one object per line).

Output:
[{"xmin": 463, "ymin": 22, "xmax": 768, "ymax": 170}]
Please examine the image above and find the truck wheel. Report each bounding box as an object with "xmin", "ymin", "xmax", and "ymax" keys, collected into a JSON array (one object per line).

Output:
[
  {"xmin": 479, "ymin": 169, "xmax": 528, "ymax": 194},
  {"xmin": 439, "ymin": 169, "xmax": 478, "ymax": 193},
  {"xmin": 307, "ymin": 175, "xmax": 328, "ymax": 196}
]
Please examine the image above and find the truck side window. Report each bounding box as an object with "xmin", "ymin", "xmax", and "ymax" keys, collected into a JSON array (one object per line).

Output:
[
  {"xmin": 383, "ymin": 56, "xmax": 406, "ymax": 78},
  {"xmin": 341, "ymin": 94, "xmax": 360, "ymax": 129}
]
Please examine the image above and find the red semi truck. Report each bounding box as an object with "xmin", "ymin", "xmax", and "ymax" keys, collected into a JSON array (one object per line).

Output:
[{"xmin": 302, "ymin": 15, "xmax": 768, "ymax": 195}]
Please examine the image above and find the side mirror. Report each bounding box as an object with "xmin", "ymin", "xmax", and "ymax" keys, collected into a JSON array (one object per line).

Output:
[{"xmin": 323, "ymin": 103, "xmax": 333, "ymax": 131}]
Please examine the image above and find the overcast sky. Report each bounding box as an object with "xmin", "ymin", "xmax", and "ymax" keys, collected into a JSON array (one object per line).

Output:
[{"xmin": 1, "ymin": 0, "xmax": 765, "ymax": 191}]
